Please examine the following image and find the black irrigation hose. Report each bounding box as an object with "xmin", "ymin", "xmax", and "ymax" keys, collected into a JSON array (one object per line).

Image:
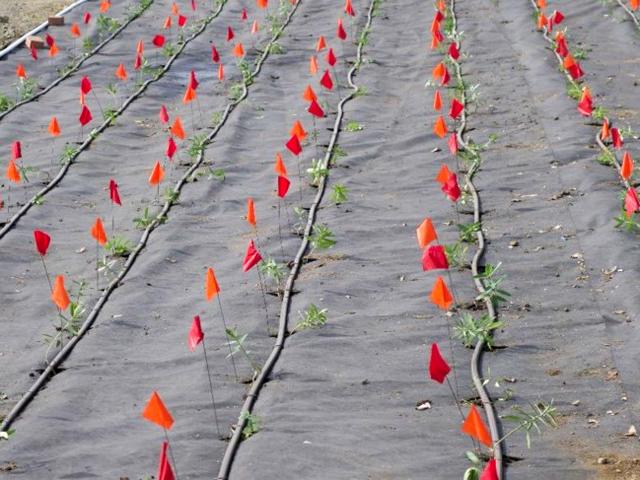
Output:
[
  {"xmin": 0, "ymin": 0, "xmax": 300, "ymax": 435},
  {"xmin": 449, "ymin": 1, "xmax": 504, "ymax": 478},
  {"xmin": 216, "ymin": 0, "xmax": 378, "ymax": 478},
  {"xmin": 0, "ymin": 0, "xmax": 228, "ymax": 242},
  {"xmin": 0, "ymin": 0, "xmax": 155, "ymax": 123},
  {"xmin": 528, "ymin": 0, "xmax": 630, "ymax": 190}
]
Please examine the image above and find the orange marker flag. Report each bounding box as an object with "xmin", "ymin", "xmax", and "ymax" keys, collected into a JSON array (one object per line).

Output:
[
  {"xmin": 48, "ymin": 117, "xmax": 61, "ymax": 137},
  {"xmin": 49, "ymin": 42, "xmax": 59, "ymax": 57},
  {"xmin": 537, "ymin": 12, "xmax": 547, "ymax": 30},
  {"xmin": 170, "ymin": 117, "xmax": 185, "ymax": 139},
  {"xmin": 309, "ymin": 55, "xmax": 318, "ymax": 75},
  {"xmin": 218, "ymin": 63, "xmax": 225, "ymax": 81},
  {"xmin": 429, "ymin": 276, "xmax": 453, "ymax": 310},
  {"xmin": 536, "ymin": 0, "xmax": 546, "ymax": 7},
  {"xmin": 316, "ymin": 36, "xmax": 327, "ymax": 52},
  {"xmin": 233, "ymin": 42, "xmax": 245, "ymax": 58},
  {"xmin": 171, "ymin": 1, "xmax": 180, "ymax": 15},
  {"xmin": 416, "ymin": 218, "xmax": 437, "ymax": 248},
  {"xmin": 99, "ymin": 0, "xmax": 111, "ymax": 12},
  {"xmin": 435, "ymin": 164, "xmax": 452, "ymax": 184},
  {"xmin": 621, "ymin": 152, "xmax": 634, "ymax": 180},
  {"xmin": 274, "ymin": 152, "xmax": 287, "ymax": 177},
  {"xmin": 433, "ymin": 116, "xmax": 447, "ymax": 138},
  {"xmin": 6, "ymin": 159, "xmax": 21, "ymax": 183},
  {"xmin": 51, "ymin": 275, "xmax": 71, "ymax": 310},
  {"xmin": 115, "ymin": 63, "xmax": 128, "ymax": 80},
  {"xmin": 246, "ymin": 197, "xmax": 257, "ymax": 227},
  {"xmin": 251, "ymin": 20, "xmax": 259, "ymax": 35},
  {"xmin": 205, "ymin": 267, "xmax": 221, "ymax": 300},
  {"xmin": 432, "ymin": 62, "xmax": 444, "ymax": 81},
  {"xmin": 91, "ymin": 217, "xmax": 108, "ymax": 246},
  {"xmin": 290, "ymin": 120, "xmax": 307, "ymax": 141},
  {"xmin": 142, "ymin": 391, "xmax": 174, "ymax": 430},
  {"xmin": 70, "ymin": 23, "xmax": 81, "ymax": 38},
  {"xmin": 163, "ymin": 15, "xmax": 172, "ymax": 29},
  {"xmin": 136, "ymin": 39, "xmax": 144, "ymax": 55},
  {"xmin": 182, "ymin": 85, "xmax": 197, "ymax": 104},
  {"xmin": 303, "ymin": 85, "xmax": 317, "ymax": 102},
  {"xmin": 16, "ymin": 64, "xmax": 26, "ymax": 79},
  {"xmin": 149, "ymin": 161, "xmax": 165, "ymax": 185},
  {"xmin": 461, "ymin": 404, "xmax": 493, "ymax": 447},
  {"xmin": 257, "ymin": 0, "xmax": 268, "ymax": 8},
  {"xmin": 433, "ymin": 89, "xmax": 442, "ymax": 111},
  {"xmin": 600, "ymin": 118, "xmax": 610, "ymax": 141},
  {"xmin": 632, "ymin": 0, "xmax": 639, "ymax": 10}
]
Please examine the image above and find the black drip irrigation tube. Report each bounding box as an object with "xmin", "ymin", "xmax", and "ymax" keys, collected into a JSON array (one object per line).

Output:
[
  {"xmin": 615, "ymin": 0, "xmax": 640, "ymax": 28},
  {"xmin": 449, "ymin": 0, "xmax": 504, "ymax": 477},
  {"xmin": 215, "ymin": 0, "xmax": 378, "ymax": 478},
  {"xmin": 0, "ymin": 0, "xmax": 229, "ymax": 242},
  {"xmin": 528, "ymin": 0, "xmax": 629, "ymax": 190},
  {"xmin": 0, "ymin": 0, "xmax": 156, "ymax": 123},
  {"xmin": 0, "ymin": 0, "xmax": 302, "ymax": 435}
]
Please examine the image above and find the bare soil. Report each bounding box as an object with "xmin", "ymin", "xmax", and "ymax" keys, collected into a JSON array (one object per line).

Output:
[{"xmin": 0, "ymin": 0, "xmax": 73, "ymax": 50}]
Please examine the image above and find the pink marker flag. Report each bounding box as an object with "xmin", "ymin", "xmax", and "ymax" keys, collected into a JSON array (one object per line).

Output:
[
  {"xmin": 277, "ymin": 175, "xmax": 290, "ymax": 198},
  {"xmin": 422, "ymin": 245, "xmax": 449, "ymax": 271},
  {"xmin": 242, "ymin": 240, "xmax": 262, "ymax": 272},
  {"xmin": 448, "ymin": 132, "xmax": 458, "ymax": 155},
  {"xmin": 109, "ymin": 179, "xmax": 122, "ymax": 205},
  {"xmin": 285, "ymin": 134, "xmax": 302, "ymax": 156},
  {"xmin": 625, "ymin": 188, "xmax": 640, "ymax": 218},
  {"xmin": 188, "ymin": 315, "xmax": 204, "ymax": 351},
  {"xmin": 428, "ymin": 343, "xmax": 451, "ymax": 384},
  {"xmin": 159, "ymin": 105, "xmax": 170, "ymax": 124}
]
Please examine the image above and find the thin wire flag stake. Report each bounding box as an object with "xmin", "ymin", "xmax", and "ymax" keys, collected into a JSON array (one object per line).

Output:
[{"xmin": 200, "ymin": 337, "xmax": 222, "ymax": 438}]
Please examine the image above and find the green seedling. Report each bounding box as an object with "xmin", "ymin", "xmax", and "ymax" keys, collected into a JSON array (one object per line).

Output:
[
  {"xmin": 331, "ymin": 184, "xmax": 349, "ymax": 204},
  {"xmin": 293, "ymin": 304, "xmax": 327, "ymax": 332},
  {"xmin": 225, "ymin": 327, "xmax": 261, "ymax": 374},
  {"xmin": 307, "ymin": 159, "xmax": 329, "ymax": 186},
  {"xmin": 105, "ymin": 234, "xmax": 134, "ymax": 257},
  {"xmin": 310, "ymin": 224, "xmax": 335, "ymax": 250},
  {"xmin": 454, "ymin": 312, "xmax": 504, "ymax": 349},
  {"xmin": 344, "ymin": 120, "xmax": 363, "ymax": 132},
  {"xmin": 500, "ymin": 402, "xmax": 558, "ymax": 448},
  {"xmin": 474, "ymin": 262, "xmax": 511, "ymax": 307},
  {"xmin": 239, "ymin": 412, "xmax": 261, "ymax": 439},
  {"xmin": 258, "ymin": 258, "xmax": 286, "ymax": 294}
]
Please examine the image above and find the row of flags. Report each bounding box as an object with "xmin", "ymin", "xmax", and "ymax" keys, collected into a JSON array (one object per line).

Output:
[
  {"xmin": 11, "ymin": 0, "xmax": 360, "ymax": 477},
  {"xmin": 424, "ymin": 3, "xmax": 498, "ymax": 480},
  {"xmin": 534, "ymin": 0, "xmax": 639, "ymax": 218}
]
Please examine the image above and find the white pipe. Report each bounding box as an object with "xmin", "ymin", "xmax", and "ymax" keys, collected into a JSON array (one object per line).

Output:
[{"xmin": 0, "ymin": 0, "xmax": 92, "ymax": 59}]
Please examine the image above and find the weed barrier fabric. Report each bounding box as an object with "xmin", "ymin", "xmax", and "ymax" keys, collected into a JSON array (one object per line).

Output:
[
  {"xmin": 0, "ymin": 0, "xmax": 371, "ymax": 477},
  {"xmin": 1, "ymin": 1, "xmax": 639, "ymax": 479}
]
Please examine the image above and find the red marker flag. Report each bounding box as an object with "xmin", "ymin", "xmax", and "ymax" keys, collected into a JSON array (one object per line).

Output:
[
  {"xmin": 178, "ymin": 14, "xmax": 187, "ymax": 27},
  {"xmin": 142, "ymin": 391, "xmax": 174, "ymax": 429},
  {"xmin": 422, "ymin": 245, "xmax": 449, "ymax": 271},
  {"xmin": 577, "ymin": 87, "xmax": 592, "ymax": 117},
  {"xmin": 308, "ymin": 100, "xmax": 325, "ymax": 118},
  {"xmin": 79, "ymin": 105, "xmax": 92, "ymax": 126},
  {"xmin": 480, "ymin": 459, "xmax": 498, "ymax": 480},
  {"xmin": 211, "ymin": 45, "xmax": 220, "ymax": 63},
  {"xmin": 326, "ymin": 48, "xmax": 337, "ymax": 67},
  {"xmin": 80, "ymin": 76, "xmax": 92, "ymax": 94},
  {"xmin": 159, "ymin": 105, "xmax": 169, "ymax": 124},
  {"xmin": 166, "ymin": 137, "xmax": 177, "ymax": 159},
  {"xmin": 448, "ymin": 42, "xmax": 460, "ymax": 60},
  {"xmin": 188, "ymin": 315, "xmax": 204, "ymax": 351},
  {"xmin": 109, "ymin": 179, "xmax": 122, "ymax": 205},
  {"xmin": 449, "ymin": 98, "xmax": 464, "ymax": 120},
  {"xmin": 442, "ymin": 173, "xmax": 461, "ymax": 202},
  {"xmin": 34, "ymin": 230, "xmax": 51, "ymax": 256},
  {"xmin": 188, "ymin": 70, "xmax": 199, "ymax": 90},
  {"xmin": 242, "ymin": 240, "xmax": 262, "ymax": 272},
  {"xmin": 285, "ymin": 134, "xmax": 302, "ymax": 156},
  {"xmin": 277, "ymin": 175, "xmax": 290, "ymax": 198},
  {"xmin": 241, "ymin": 7, "xmax": 248, "ymax": 20},
  {"xmin": 157, "ymin": 442, "xmax": 175, "ymax": 480},
  {"xmin": 625, "ymin": 188, "xmax": 640, "ymax": 218},
  {"xmin": 448, "ymin": 133, "xmax": 458, "ymax": 155},
  {"xmin": 337, "ymin": 18, "xmax": 347, "ymax": 40},
  {"xmin": 152, "ymin": 35, "xmax": 165, "ymax": 47},
  {"xmin": 226, "ymin": 26, "xmax": 234, "ymax": 41},
  {"xmin": 611, "ymin": 127, "xmax": 623, "ymax": 149},
  {"xmin": 320, "ymin": 70, "xmax": 333, "ymax": 90},
  {"xmin": 83, "ymin": 12, "xmax": 91, "ymax": 24},
  {"xmin": 134, "ymin": 53, "xmax": 143, "ymax": 70},
  {"xmin": 428, "ymin": 343, "xmax": 451, "ymax": 384},
  {"xmin": 11, "ymin": 141, "xmax": 21, "ymax": 160},
  {"xmin": 345, "ymin": 0, "xmax": 355, "ymax": 16}
]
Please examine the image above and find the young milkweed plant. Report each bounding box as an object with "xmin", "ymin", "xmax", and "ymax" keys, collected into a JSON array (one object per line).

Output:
[
  {"xmin": 307, "ymin": 159, "xmax": 329, "ymax": 186},
  {"xmin": 293, "ymin": 304, "xmax": 327, "ymax": 333},
  {"xmin": 239, "ymin": 412, "xmax": 262, "ymax": 439},
  {"xmin": 258, "ymin": 258, "xmax": 286, "ymax": 294},
  {"xmin": 331, "ymin": 183, "xmax": 349, "ymax": 205},
  {"xmin": 105, "ymin": 235, "xmax": 134, "ymax": 258},
  {"xmin": 225, "ymin": 327, "xmax": 261, "ymax": 375},
  {"xmin": 500, "ymin": 401, "xmax": 558, "ymax": 448},
  {"xmin": 310, "ymin": 224, "xmax": 336, "ymax": 251},
  {"xmin": 453, "ymin": 312, "xmax": 503, "ymax": 350},
  {"xmin": 473, "ymin": 262, "xmax": 510, "ymax": 307}
]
